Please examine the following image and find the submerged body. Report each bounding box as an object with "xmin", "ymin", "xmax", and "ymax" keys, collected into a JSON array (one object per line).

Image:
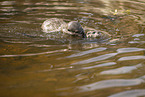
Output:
[
  {"xmin": 41, "ymin": 18, "xmax": 111, "ymax": 39},
  {"xmin": 41, "ymin": 18, "xmax": 67, "ymax": 33}
]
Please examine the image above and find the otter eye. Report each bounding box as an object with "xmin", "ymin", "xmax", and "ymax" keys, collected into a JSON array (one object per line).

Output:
[
  {"xmin": 93, "ymin": 32, "xmax": 96, "ymax": 34},
  {"xmin": 68, "ymin": 29, "xmax": 75, "ymax": 32}
]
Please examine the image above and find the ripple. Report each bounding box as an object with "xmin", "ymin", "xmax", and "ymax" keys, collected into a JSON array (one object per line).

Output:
[
  {"xmin": 29, "ymin": 44, "xmax": 66, "ymax": 47},
  {"xmin": 0, "ymin": 49, "xmax": 69, "ymax": 57},
  {"xmin": 100, "ymin": 63, "xmax": 142, "ymax": 75},
  {"xmin": 78, "ymin": 76, "xmax": 145, "ymax": 92},
  {"xmin": 117, "ymin": 47, "xmax": 145, "ymax": 54},
  {"xmin": 3, "ymin": 40, "xmax": 32, "ymax": 44},
  {"xmin": 71, "ymin": 53, "xmax": 118, "ymax": 65},
  {"xmin": 118, "ymin": 55, "xmax": 145, "ymax": 61},
  {"xmin": 69, "ymin": 47, "xmax": 145, "ymax": 65},
  {"xmin": 14, "ymin": 21, "xmax": 32, "ymax": 24},
  {"xmin": 0, "ymin": 7, "xmax": 17, "ymax": 12},
  {"xmin": 132, "ymin": 34, "xmax": 145, "ymax": 37},
  {"xmin": 66, "ymin": 47, "xmax": 107, "ymax": 58},
  {"xmin": 0, "ymin": 12, "xmax": 19, "ymax": 15},
  {"xmin": 82, "ymin": 62, "xmax": 116, "ymax": 70},
  {"xmin": 109, "ymin": 89, "xmax": 145, "ymax": 97},
  {"xmin": 129, "ymin": 41, "xmax": 145, "ymax": 44},
  {"xmin": 0, "ymin": 1, "xmax": 16, "ymax": 5},
  {"xmin": 0, "ymin": 0, "xmax": 145, "ymax": 96}
]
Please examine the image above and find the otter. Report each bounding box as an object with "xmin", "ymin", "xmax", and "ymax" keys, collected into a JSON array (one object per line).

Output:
[
  {"xmin": 41, "ymin": 18, "xmax": 86, "ymax": 38},
  {"xmin": 41, "ymin": 18, "xmax": 111, "ymax": 39}
]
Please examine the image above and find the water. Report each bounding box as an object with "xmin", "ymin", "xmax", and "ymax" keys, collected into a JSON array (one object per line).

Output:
[{"xmin": 0, "ymin": 0, "xmax": 145, "ymax": 97}]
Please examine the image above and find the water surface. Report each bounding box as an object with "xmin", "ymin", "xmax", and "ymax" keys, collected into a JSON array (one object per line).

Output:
[{"xmin": 0, "ymin": 0, "xmax": 145, "ymax": 97}]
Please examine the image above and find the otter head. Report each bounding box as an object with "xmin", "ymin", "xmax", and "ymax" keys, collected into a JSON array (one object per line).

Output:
[{"xmin": 67, "ymin": 21, "xmax": 86, "ymax": 38}]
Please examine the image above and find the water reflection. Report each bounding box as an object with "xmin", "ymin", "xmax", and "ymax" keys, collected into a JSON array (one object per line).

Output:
[
  {"xmin": 71, "ymin": 53, "xmax": 118, "ymax": 65},
  {"xmin": 66, "ymin": 47, "xmax": 107, "ymax": 58},
  {"xmin": 109, "ymin": 89, "xmax": 145, "ymax": 97},
  {"xmin": 82, "ymin": 62, "xmax": 116, "ymax": 69},
  {"xmin": 100, "ymin": 63, "xmax": 142, "ymax": 75},
  {"xmin": 117, "ymin": 47, "xmax": 145, "ymax": 54},
  {"xmin": 78, "ymin": 76, "xmax": 145, "ymax": 92},
  {"xmin": 0, "ymin": 49, "xmax": 68, "ymax": 57},
  {"xmin": 118, "ymin": 55, "xmax": 145, "ymax": 61},
  {"xmin": 0, "ymin": 0, "xmax": 145, "ymax": 97}
]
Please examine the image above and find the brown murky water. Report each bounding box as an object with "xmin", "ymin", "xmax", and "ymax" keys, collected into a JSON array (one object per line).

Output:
[{"xmin": 0, "ymin": 0, "xmax": 145, "ymax": 97}]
